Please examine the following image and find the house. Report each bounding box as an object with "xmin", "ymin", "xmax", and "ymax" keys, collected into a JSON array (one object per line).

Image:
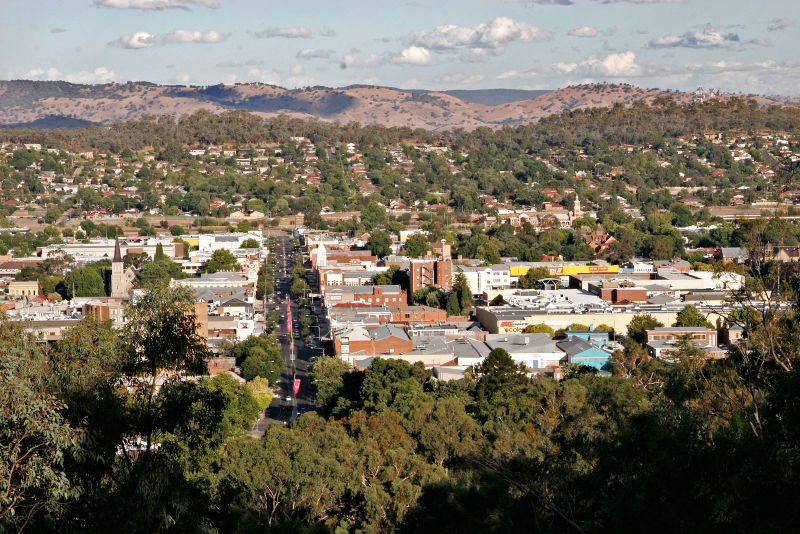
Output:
[
  {"xmin": 217, "ymin": 298, "xmax": 252, "ymax": 317},
  {"xmin": 584, "ymin": 226, "xmax": 616, "ymax": 253},
  {"xmin": 716, "ymin": 247, "xmax": 748, "ymax": 264},
  {"xmin": 334, "ymin": 324, "xmax": 413, "ymax": 361},
  {"xmin": 556, "ymin": 336, "xmax": 611, "ymax": 370},
  {"xmin": 485, "ymin": 333, "xmax": 563, "ymax": 369},
  {"xmin": 563, "ymin": 326, "xmax": 610, "ymax": 347}
]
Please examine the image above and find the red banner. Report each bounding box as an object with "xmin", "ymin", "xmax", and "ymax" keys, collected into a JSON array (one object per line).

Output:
[
  {"xmin": 292, "ymin": 378, "xmax": 301, "ymax": 395},
  {"xmin": 286, "ymin": 305, "xmax": 292, "ymax": 334}
]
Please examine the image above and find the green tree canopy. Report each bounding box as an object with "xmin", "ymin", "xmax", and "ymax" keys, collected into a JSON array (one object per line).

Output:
[
  {"xmin": 627, "ymin": 314, "xmax": 664, "ymax": 344},
  {"xmin": 203, "ymin": 249, "xmax": 240, "ymax": 273},
  {"xmin": 674, "ymin": 305, "xmax": 715, "ymax": 329},
  {"xmin": 366, "ymin": 230, "xmax": 392, "ymax": 258},
  {"xmin": 405, "ymin": 233, "xmax": 430, "ymax": 258},
  {"xmin": 64, "ymin": 265, "xmax": 106, "ymax": 299}
]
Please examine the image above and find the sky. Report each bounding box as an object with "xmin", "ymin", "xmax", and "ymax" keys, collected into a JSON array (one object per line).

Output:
[{"xmin": 2, "ymin": 0, "xmax": 798, "ymax": 94}]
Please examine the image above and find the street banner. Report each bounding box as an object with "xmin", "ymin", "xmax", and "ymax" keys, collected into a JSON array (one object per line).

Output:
[{"xmin": 293, "ymin": 378, "xmax": 301, "ymax": 395}]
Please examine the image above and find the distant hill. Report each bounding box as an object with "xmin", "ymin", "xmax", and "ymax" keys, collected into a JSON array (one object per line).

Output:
[
  {"xmin": 438, "ymin": 89, "xmax": 551, "ymax": 106},
  {"xmin": 3, "ymin": 115, "xmax": 99, "ymax": 130},
  {"xmin": 0, "ymin": 80, "xmax": 797, "ymax": 131}
]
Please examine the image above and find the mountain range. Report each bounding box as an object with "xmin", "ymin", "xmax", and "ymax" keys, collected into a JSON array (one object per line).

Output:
[{"xmin": 1, "ymin": 80, "xmax": 798, "ymax": 131}]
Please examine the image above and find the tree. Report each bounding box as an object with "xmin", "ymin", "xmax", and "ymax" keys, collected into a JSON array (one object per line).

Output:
[
  {"xmin": 122, "ymin": 285, "xmax": 208, "ymax": 395},
  {"xmin": 627, "ymin": 314, "xmax": 664, "ymax": 344},
  {"xmin": 232, "ymin": 335, "xmax": 283, "ymax": 385},
  {"xmin": 367, "ymin": 230, "xmax": 392, "ymax": 258},
  {"xmin": 240, "ymin": 238, "xmax": 260, "ymax": 249},
  {"xmin": 310, "ymin": 356, "xmax": 352, "ymax": 411},
  {"xmin": 405, "ymin": 233, "xmax": 430, "ymax": 258},
  {"xmin": 123, "ymin": 251, "xmax": 151, "ymax": 269},
  {"xmin": 153, "ymin": 243, "xmax": 167, "ymax": 262},
  {"xmin": 359, "ymin": 358, "xmax": 428, "ymax": 413},
  {"xmin": 42, "ymin": 248, "xmax": 75, "ymax": 276},
  {"xmin": 426, "ymin": 290, "xmax": 442, "ymax": 308},
  {"xmin": 674, "ymin": 305, "xmax": 714, "ymax": 329},
  {"xmin": 203, "ymin": 249, "xmax": 240, "ymax": 273},
  {"xmin": 453, "ymin": 272, "xmax": 473, "ymax": 315},
  {"xmin": 0, "ymin": 319, "xmax": 74, "ymax": 531},
  {"xmin": 361, "ymin": 201, "xmax": 386, "ymax": 229},
  {"xmin": 64, "ymin": 266, "xmax": 106, "ymax": 299},
  {"xmin": 169, "ymin": 225, "xmax": 184, "ymax": 236},
  {"xmin": 139, "ymin": 257, "xmax": 183, "ymax": 286},
  {"xmin": 523, "ymin": 323, "xmax": 555, "ymax": 336},
  {"xmin": 517, "ymin": 266, "xmax": 551, "ymax": 289},
  {"xmin": 446, "ymin": 291, "xmax": 461, "ymax": 316},
  {"xmin": 603, "ymin": 240, "xmax": 634, "ymax": 265},
  {"xmin": 246, "ymin": 377, "xmax": 273, "ymax": 410}
]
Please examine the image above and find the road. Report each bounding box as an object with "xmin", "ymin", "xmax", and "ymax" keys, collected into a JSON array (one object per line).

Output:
[{"xmin": 250, "ymin": 233, "xmax": 322, "ymax": 437}]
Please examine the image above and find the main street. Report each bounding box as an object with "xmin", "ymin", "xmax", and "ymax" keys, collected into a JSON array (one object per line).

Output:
[{"xmin": 250, "ymin": 233, "xmax": 319, "ymax": 437}]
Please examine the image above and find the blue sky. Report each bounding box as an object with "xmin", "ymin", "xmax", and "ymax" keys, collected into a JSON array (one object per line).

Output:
[{"xmin": 2, "ymin": 0, "xmax": 798, "ymax": 94}]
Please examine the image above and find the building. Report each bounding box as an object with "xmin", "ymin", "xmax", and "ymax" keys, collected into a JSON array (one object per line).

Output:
[
  {"xmin": 84, "ymin": 298, "xmax": 128, "ymax": 328},
  {"xmin": 563, "ymin": 326, "xmax": 611, "ymax": 347},
  {"xmin": 8, "ymin": 280, "xmax": 40, "ymax": 297},
  {"xmin": 109, "ymin": 238, "xmax": 131, "ymax": 298},
  {"xmin": 644, "ymin": 327, "xmax": 717, "ymax": 346},
  {"xmin": 327, "ymin": 304, "xmax": 448, "ymax": 326},
  {"xmin": 484, "ymin": 333, "xmax": 563, "ymax": 369},
  {"xmin": 556, "ymin": 336, "xmax": 612, "ymax": 370},
  {"xmin": 335, "ymin": 324, "xmax": 413, "ymax": 362},
  {"xmin": 644, "ymin": 327, "xmax": 721, "ymax": 359},
  {"xmin": 454, "ymin": 264, "xmax": 511, "ymax": 295},
  {"xmin": 325, "ymin": 285, "xmax": 406, "ymax": 307},
  {"xmin": 410, "ymin": 257, "xmax": 453, "ymax": 297}
]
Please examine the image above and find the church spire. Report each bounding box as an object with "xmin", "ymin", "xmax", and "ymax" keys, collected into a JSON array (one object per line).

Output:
[{"xmin": 113, "ymin": 237, "xmax": 122, "ymax": 263}]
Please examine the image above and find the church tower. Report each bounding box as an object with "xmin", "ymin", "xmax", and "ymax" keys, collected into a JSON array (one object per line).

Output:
[
  {"xmin": 572, "ymin": 195, "xmax": 582, "ymax": 220},
  {"xmin": 110, "ymin": 237, "xmax": 127, "ymax": 297}
]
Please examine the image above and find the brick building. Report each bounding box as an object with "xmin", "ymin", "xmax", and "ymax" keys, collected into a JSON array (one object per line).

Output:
[{"xmin": 325, "ymin": 285, "xmax": 406, "ymax": 307}]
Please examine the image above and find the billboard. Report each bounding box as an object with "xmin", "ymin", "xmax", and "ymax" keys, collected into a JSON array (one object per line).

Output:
[
  {"xmin": 509, "ymin": 265, "xmax": 619, "ymax": 277},
  {"xmin": 499, "ymin": 320, "xmax": 531, "ymax": 333}
]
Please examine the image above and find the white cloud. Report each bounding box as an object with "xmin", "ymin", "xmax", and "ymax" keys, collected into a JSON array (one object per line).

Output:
[
  {"xmin": 110, "ymin": 29, "xmax": 227, "ymax": 48},
  {"xmin": 436, "ymin": 73, "xmax": 485, "ymax": 85},
  {"xmin": 768, "ymin": 18, "xmax": 793, "ymax": 31},
  {"xmin": 291, "ymin": 63, "xmax": 304, "ymax": 75},
  {"xmin": 405, "ymin": 17, "xmax": 552, "ymax": 57},
  {"xmin": 26, "ymin": 67, "xmax": 61, "ymax": 79},
  {"xmin": 24, "ymin": 66, "xmax": 116, "ymax": 83},
  {"xmin": 496, "ymin": 70, "xmax": 519, "ymax": 80},
  {"xmin": 65, "ymin": 67, "xmax": 116, "ymax": 84},
  {"xmin": 50, "ymin": 27, "xmax": 67, "ymax": 34},
  {"xmin": 175, "ymin": 71, "xmax": 191, "ymax": 83},
  {"xmin": 255, "ymin": 26, "xmax": 312, "ymax": 39},
  {"xmin": 551, "ymin": 51, "xmax": 642, "ymax": 76},
  {"xmin": 245, "ymin": 65, "xmax": 280, "ymax": 84},
  {"xmin": 568, "ymin": 26, "xmax": 599, "ymax": 37},
  {"xmin": 391, "ymin": 46, "xmax": 433, "ymax": 66},
  {"xmin": 93, "ymin": 0, "xmax": 219, "ymax": 9},
  {"xmin": 297, "ymin": 48, "xmax": 333, "ymax": 59},
  {"xmin": 649, "ymin": 24, "xmax": 740, "ymax": 48},
  {"xmin": 339, "ymin": 53, "xmax": 383, "ymax": 69},
  {"xmin": 524, "ymin": 0, "xmax": 687, "ymax": 4}
]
